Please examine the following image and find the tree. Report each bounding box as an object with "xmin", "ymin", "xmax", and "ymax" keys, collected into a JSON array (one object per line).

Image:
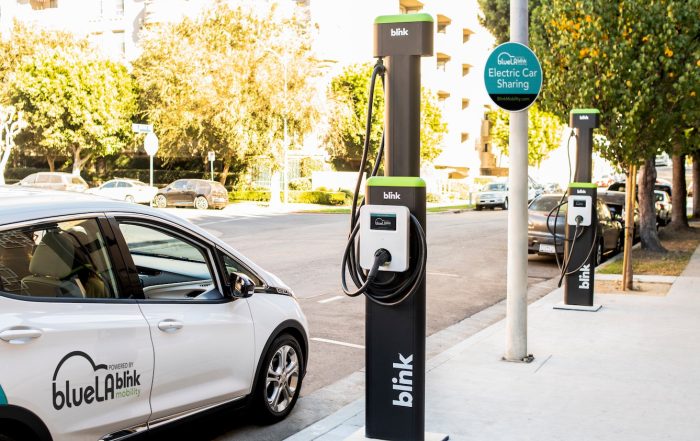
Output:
[
  {"xmin": 486, "ymin": 104, "xmax": 563, "ymax": 167},
  {"xmin": 133, "ymin": 3, "xmax": 319, "ymax": 185},
  {"xmin": 531, "ymin": 0, "xmax": 700, "ymax": 252},
  {"xmin": 477, "ymin": 0, "xmax": 542, "ymax": 44},
  {"xmin": 9, "ymin": 46, "xmax": 135, "ymax": 175},
  {"xmin": 0, "ymin": 106, "xmax": 27, "ymax": 185},
  {"xmin": 325, "ymin": 63, "xmax": 447, "ymax": 171}
]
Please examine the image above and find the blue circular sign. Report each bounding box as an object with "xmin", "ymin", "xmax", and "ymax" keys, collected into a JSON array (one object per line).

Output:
[{"xmin": 484, "ymin": 42, "xmax": 542, "ymax": 112}]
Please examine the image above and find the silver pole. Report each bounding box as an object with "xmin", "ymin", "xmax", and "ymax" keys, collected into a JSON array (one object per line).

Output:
[
  {"xmin": 504, "ymin": 0, "xmax": 530, "ymax": 362},
  {"xmin": 210, "ymin": 160, "xmax": 214, "ymax": 181}
]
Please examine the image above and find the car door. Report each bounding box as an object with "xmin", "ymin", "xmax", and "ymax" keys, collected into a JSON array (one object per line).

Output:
[
  {"xmin": 597, "ymin": 201, "xmax": 617, "ymax": 251},
  {"xmin": 0, "ymin": 217, "xmax": 153, "ymax": 441},
  {"xmin": 99, "ymin": 181, "xmax": 119, "ymax": 199},
  {"xmin": 111, "ymin": 217, "xmax": 255, "ymax": 420},
  {"xmin": 163, "ymin": 181, "xmax": 183, "ymax": 205}
]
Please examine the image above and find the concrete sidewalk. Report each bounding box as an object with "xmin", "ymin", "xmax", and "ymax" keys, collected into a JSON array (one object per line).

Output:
[{"xmin": 286, "ymin": 245, "xmax": 700, "ymax": 441}]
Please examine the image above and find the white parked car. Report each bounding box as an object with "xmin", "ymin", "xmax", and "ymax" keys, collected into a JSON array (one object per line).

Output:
[
  {"xmin": 475, "ymin": 177, "xmax": 543, "ymax": 211},
  {"xmin": 86, "ymin": 178, "xmax": 158, "ymax": 204},
  {"xmin": 0, "ymin": 187, "xmax": 308, "ymax": 441}
]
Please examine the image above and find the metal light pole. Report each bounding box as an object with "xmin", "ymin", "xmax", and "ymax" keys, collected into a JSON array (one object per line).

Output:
[
  {"xmin": 504, "ymin": 0, "xmax": 530, "ymax": 362},
  {"xmin": 266, "ymin": 49, "xmax": 289, "ymax": 205}
]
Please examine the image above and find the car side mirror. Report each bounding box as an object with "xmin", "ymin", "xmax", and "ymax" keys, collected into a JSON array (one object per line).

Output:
[{"xmin": 230, "ymin": 273, "xmax": 255, "ymax": 298}]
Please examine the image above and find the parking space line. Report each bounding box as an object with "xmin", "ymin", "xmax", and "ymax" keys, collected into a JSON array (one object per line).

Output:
[
  {"xmin": 318, "ymin": 295, "xmax": 344, "ymax": 304},
  {"xmin": 311, "ymin": 338, "xmax": 365, "ymax": 349},
  {"xmin": 427, "ymin": 271, "xmax": 461, "ymax": 278}
]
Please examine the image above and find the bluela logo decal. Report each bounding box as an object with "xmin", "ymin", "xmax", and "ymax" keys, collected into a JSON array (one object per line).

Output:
[{"xmin": 52, "ymin": 351, "xmax": 141, "ymax": 411}]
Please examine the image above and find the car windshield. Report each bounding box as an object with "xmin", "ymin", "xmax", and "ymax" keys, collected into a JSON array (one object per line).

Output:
[
  {"xmin": 529, "ymin": 197, "xmax": 566, "ymax": 213},
  {"xmin": 484, "ymin": 183, "xmax": 506, "ymax": 192},
  {"xmin": 655, "ymin": 193, "xmax": 665, "ymax": 202}
]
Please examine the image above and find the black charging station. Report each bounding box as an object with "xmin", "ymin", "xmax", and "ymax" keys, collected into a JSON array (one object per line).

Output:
[{"xmin": 556, "ymin": 109, "xmax": 602, "ymax": 312}]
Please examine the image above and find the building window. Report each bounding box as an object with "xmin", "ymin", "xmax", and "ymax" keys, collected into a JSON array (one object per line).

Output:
[
  {"xmin": 437, "ymin": 15, "xmax": 451, "ymax": 34},
  {"xmin": 461, "ymin": 133, "xmax": 470, "ymax": 143},
  {"xmin": 399, "ymin": 0, "xmax": 424, "ymax": 14},
  {"xmin": 462, "ymin": 64, "xmax": 472, "ymax": 76},
  {"xmin": 30, "ymin": 0, "xmax": 58, "ymax": 10},
  {"xmin": 462, "ymin": 99, "xmax": 470, "ymax": 110},
  {"xmin": 115, "ymin": 0, "xmax": 125, "ymax": 17},
  {"xmin": 463, "ymin": 28, "xmax": 474, "ymax": 43},
  {"xmin": 436, "ymin": 53, "xmax": 451, "ymax": 72}
]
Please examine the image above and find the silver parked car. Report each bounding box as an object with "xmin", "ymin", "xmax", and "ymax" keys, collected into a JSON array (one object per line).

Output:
[{"xmin": 16, "ymin": 172, "xmax": 88, "ymax": 192}]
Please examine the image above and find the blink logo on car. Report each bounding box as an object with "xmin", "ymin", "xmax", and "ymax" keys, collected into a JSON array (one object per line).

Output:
[{"xmin": 52, "ymin": 351, "xmax": 141, "ymax": 411}]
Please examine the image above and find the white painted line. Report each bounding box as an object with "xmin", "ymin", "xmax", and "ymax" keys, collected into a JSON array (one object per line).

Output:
[
  {"xmin": 311, "ymin": 337, "xmax": 365, "ymax": 350},
  {"xmin": 427, "ymin": 271, "xmax": 461, "ymax": 278},
  {"xmin": 318, "ymin": 295, "xmax": 344, "ymax": 304}
]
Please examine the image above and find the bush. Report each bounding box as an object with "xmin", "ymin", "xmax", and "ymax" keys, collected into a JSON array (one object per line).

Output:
[
  {"xmin": 289, "ymin": 177, "xmax": 312, "ymax": 191},
  {"xmin": 426, "ymin": 192, "xmax": 441, "ymax": 203},
  {"xmin": 230, "ymin": 190, "xmax": 272, "ymax": 202},
  {"xmin": 230, "ymin": 190, "xmax": 347, "ymax": 205}
]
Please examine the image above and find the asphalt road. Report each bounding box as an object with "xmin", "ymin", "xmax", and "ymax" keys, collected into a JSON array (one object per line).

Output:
[{"xmin": 143, "ymin": 207, "xmax": 560, "ymax": 440}]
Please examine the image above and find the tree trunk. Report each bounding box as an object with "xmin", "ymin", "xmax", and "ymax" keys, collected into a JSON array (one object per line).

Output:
[
  {"xmin": 638, "ymin": 158, "xmax": 666, "ymax": 252},
  {"xmin": 668, "ymin": 147, "xmax": 688, "ymax": 229},
  {"xmin": 693, "ymin": 152, "xmax": 700, "ymax": 219},
  {"xmin": 622, "ymin": 164, "xmax": 636, "ymax": 291},
  {"xmin": 47, "ymin": 156, "xmax": 56, "ymax": 172},
  {"xmin": 219, "ymin": 161, "xmax": 230, "ymax": 186},
  {"xmin": 0, "ymin": 143, "xmax": 12, "ymax": 186},
  {"xmin": 71, "ymin": 147, "xmax": 91, "ymax": 176}
]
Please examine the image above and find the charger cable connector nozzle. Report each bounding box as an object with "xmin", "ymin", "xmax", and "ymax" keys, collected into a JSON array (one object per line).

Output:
[{"xmin": 368, "ymin": 248, "xmax": 392, "ymax": 280}]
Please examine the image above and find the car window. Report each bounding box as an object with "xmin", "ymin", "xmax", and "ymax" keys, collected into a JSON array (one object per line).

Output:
[
  {"xmin": 0, "ymin": 219, "xmax": 119, "ymax": 299},
  {"xmin": 117, "ymin": 181, "xmax": 130, "ymax": 188},
  {"xmin": 171, "ymin": 180, "xmax": 186, "ymax": 190},
  {"xmin": 597, "ymin": 201, "xmax": 611, "ymax": 221},
  {"xmin": 49, "ymin": 175, "xmax": 63, "ymax": 184},
  {"xmin": 21, "ymin": 174, "xmax": 37, "ymax": 184},
  {"xmin": 102, "ymin": 181, "xmax": 117, "ymax": 189},
  {"xmin": 484, "ymin": 183, "xmax": 506, "ymax": 192},
  {"xmin": 222, "ymin": 253, "xmax": 261, "ymax": 287},
  {"xmin": 196, "ymin": 182, "xmax": 210, "ymax": 193},
  {"xmin": 35, "ymin": 174, "xmax": 50, "ymax": 183},
  {"xmin": 117, "ymin": 222, "xmax": 218, "ymax": 301},
  {"xmin": 529, "ymin": 197, "xmax": 565, "ymax": 213}
]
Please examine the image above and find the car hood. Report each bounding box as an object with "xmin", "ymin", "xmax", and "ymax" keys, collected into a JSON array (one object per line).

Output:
[{"xmin": 529, "ymin": 210, "xmax": 565, "ymax": 236}]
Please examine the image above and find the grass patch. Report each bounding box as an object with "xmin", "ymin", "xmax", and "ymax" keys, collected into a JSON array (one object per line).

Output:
[
  {"xmin": 598, "ymin": 225, "xmax": 700, "ymax": 276},
  {"xmin": 299, "ymin": 204, "xmax": 472, "ymax": 215},
  {"xmin": 427, "ymin": 204, "xmax": 471, "ymax": 213}
]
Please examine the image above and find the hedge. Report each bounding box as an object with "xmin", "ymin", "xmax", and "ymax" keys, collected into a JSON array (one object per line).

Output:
[{"xmin": 231, "ymin": 190, "xmax": 347, "ymax": 205}]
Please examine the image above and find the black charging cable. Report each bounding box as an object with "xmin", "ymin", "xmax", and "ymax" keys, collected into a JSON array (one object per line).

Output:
[{"xmin": 341, "ymin": 58, "xmax": 428, "ymax": 306}]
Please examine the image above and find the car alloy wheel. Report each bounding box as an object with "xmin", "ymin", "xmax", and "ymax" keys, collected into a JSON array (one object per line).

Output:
[
  {"xmin": 155, "ymin": 195, "xmax": 167, "ymax": 208},
  {"xmin": 194, "ymin": 196, "xmax": 209, "ymax": 210},
  {"xmin": 125, "ymin": 195, "xmax": 135, "ymax": 203},
  {"xmin": 595, "ymin": 241, "xmax": 603, "ymax": 266},
  {"xmin": 503, "ymin": 198, "xmax": 509, "ymax": 210},
  {"xmin": 255, "ymin": 334, "xmax": 304, "ymax": 423}
]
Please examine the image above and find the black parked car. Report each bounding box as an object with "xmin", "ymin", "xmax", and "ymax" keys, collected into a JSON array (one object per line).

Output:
[
  {"xmin": 607, "ymin": 179, "xmax": 672, "ymax": 197},
  {"xmin": 154, "ymin": 179, "xmax": 229, "ymax": 210},
  {"xmin": 527, "ymin": 194, "xmax": 622, "ymax": 265},
  {"xmin": 597, "ymin": 189, "xmax": 640, "ymax": 242}
]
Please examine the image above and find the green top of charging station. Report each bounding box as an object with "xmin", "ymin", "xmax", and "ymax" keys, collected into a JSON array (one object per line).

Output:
[
  {"xmin": 374, "ymin": 13, "xmax": 434, "ymax": 24},
  {"xmin": 569, "ymin": 182, "xmax": 598, "ymax": 189},
  {"xmin": 367, "ymin": 176, "xmax": 426, "ymax": 188},
  {"xmin": 570, "ymin": 108, "xmax": 600, "ymax": 115}
]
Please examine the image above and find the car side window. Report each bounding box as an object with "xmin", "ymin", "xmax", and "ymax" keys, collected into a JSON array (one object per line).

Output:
[
  {"xmin": 35, "ymin": 174, "xmax": 49, "ymax": 184},
  {"xmin": 49, "ymin": 175, "xmax": 62, "ymax": 184},
  {"xmin": 117, "ymin": 222, "xmax": 221, "ymax": 301},
  {"xmin": 21, "ymin": 174, "xmax": 37, "ymax": 184},
  {"xmin": 102, "ymin": 181, "xmax": 117, "ymax": 189},
  {"xmin": 0, "ymin": 219, "xmax": 120, "ymax": 299},
  {"xmin": 221, "ymin": 253, "xmax": 262, "ymax": 287}
]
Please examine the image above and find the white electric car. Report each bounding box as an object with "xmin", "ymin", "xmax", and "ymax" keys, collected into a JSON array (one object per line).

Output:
[{"xmin": 0, "ymin": 186, "xmax": 309, "ymax": 441}]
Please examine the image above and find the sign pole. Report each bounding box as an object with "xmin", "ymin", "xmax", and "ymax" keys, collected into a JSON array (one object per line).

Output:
[{"xmin": 149, "ymin": 155, "xmax": 154, "ymax": 188}]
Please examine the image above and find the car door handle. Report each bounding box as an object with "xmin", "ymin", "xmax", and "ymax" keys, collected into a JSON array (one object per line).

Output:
[
  {"xmin": 157, "ymin": 320, "xmax": 184, "ymax": 333},
  {"xmin": 0, "ymin": 328, "xmax": 43, "ymax": 344}
]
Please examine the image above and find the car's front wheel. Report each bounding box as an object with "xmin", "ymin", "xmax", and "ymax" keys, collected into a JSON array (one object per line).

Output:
[
  {"xmin": 502, "ymin": 198, "xmax": 509, "ymax": 210},
  {"xmin": 253, "ymin": 334, "xmax": 304, "ymax": 424},
  {"xmin": 125, "ymin": 195, "xmax": 135, "ymax": 203},
  {"xmin": 194, "ymin": 196, "xmax": 209, "ymax": 210},
  {"xmin": 154, "ymin": 195, "xmax": 167, "ymax": 208}
]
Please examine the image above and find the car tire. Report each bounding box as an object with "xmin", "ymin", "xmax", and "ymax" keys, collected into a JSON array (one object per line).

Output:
[
  {"xmin": 154, "ymin": 195, "xmax": 167, "ymax": 208},
  {"xmin": 502, "ymin": 198, "xmax": 509, "ymax": 210},
  {"xmin": 595, "ymin": 240, "xmax": 604, "ymax": 266},
  {"xmin": 475, "ymin": 205, "xmax": 483, "ymax": 211},
  {"xmin": 194, "ymin": 196, "xmax": 209, "ymax": 210},
  {"xmin": 616, "ymin": 234, "xmax": 624, "ymax": 253},
  {"xmin": 125, "ymin": 195, "xmax": 135, "ymax": 203},
  {"xmin": 253, "ymin": 334, "xmax": 304, "ymax": 424}
]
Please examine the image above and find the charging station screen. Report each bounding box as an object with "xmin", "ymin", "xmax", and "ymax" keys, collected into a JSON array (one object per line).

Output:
[
  {"xmin": 573, "ymin": 200, "xmax": 586, "ymax": 208},
  {"xmin": 370, "ymin": 213, "xmax": 396, "ymax": 231}
]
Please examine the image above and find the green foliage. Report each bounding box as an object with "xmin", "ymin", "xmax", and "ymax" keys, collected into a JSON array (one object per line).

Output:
[
  {"xmin": 133, "ymin": 3, "xmax": 319, "ymax": 183},
  {"xmin": 531, "ymin": 0, "xmax": 700, "ymax": 169},
  {"xmin": 9, "ymin": 40, "xmax": 135, "ymax": 173},
  {"xmin": 288, "ymin": 177, "xmax": 311, "ymax": 190},
  {"xmin": 486, "ymin": 104, "xmax": 563, "ymax": 166},
  {"xmin": 230, "ymin": 189, "xmax": 346, "ymax": 205},
  {"xmin": 477, "ymin": 0, "xmax": 543, "ymax": 44},
  {"xmin": 324, "ymin": 63, "xmax": 447, "ymax": 171}
]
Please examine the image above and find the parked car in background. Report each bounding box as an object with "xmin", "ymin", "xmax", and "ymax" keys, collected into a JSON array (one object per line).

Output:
[
  {"xmin": 655, "ymin": 152, "xmax": 670, "ymax": 167},
  {"xmin": 154, "ymin": 179, "xmax": 228, "ymax": 210},
  {"xmin": 597, "ymin": 189, "xmax": 640, "ymax": 242},
  {"xmin": 475, "ymin": 177, "xmax": 542, "ymax": 211},
  {"xmin": 15, "ymin": 172, "xmax": 88, "ymax": 192},
  {"xmin": 86, "ymin": 178, "xmax": 158, "ymax": 204},
  {"xmin": 654, "ymin": 190, "xmax": 672, "ymax": 227},
  {"xmin": 607, "ymin": 179, "xmax": 672, "ymax": 197},
  {"xmin": 527, "ymin": 194, "xmax": 622, "ymax": 264}
]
